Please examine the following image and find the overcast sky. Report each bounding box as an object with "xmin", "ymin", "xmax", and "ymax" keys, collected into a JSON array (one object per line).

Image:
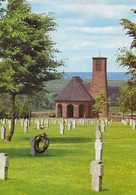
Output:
[{"xmin": 29, "ymin": 0, "xmax": 136, "ymax": 72}]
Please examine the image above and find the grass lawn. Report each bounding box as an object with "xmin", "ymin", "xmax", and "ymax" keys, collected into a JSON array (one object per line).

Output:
[{"xmin": 0, "ymin": 119, "xmax": 136, "ymax": 194}]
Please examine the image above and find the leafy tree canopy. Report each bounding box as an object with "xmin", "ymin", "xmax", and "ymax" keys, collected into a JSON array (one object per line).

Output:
[
  {"xmin": 0, "ymin": 0, "xmax": 64, "ymax": 141},
  {"xmin": 93, "ymin": 90, "xmax": 108, "ymax": 117},
  {"xmin": 0, "ymin": 0, "xmax": 64, "ymax": 96},
  {"xmin": 119, "ymin": 81, "xmax": 136, "ymax": 118},
  {"xmin": 117, "ymin": 9, "xmax": 136, "ymax": 80},
  {"xmin": 0, "ymin": 101, "xmax": 6, "ymax": 118},
  {"xmin": 117, "ymin": 9, "xmax": 136, "ymax": 118}
]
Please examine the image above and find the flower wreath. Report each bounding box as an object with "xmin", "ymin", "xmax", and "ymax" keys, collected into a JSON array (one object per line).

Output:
[{"xmin": 34, "ymin": 133, "xmax": 49, "ymax": 154}]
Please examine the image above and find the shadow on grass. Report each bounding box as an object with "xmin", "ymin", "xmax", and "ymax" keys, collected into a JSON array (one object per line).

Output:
[
  {"xmin": 102, "ymin": 189, "xmax": 109, "ymax": 192},
  {"xmin": 50, "ymin": 137, "xmax": 92, "ymax": 143},
  {"xmin": 0, "ymin": 147, "xmax": 74, "ymax": 158},
  {"xmin": 0, "ymin": 147, "xmax": 31, "ymax": 158},
  {"xmin": 0, "ymin": 136, "xmax": 91, "ymax": 158}
]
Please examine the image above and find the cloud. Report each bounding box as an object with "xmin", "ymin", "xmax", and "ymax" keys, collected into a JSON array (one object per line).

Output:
[
  {"xmin": 58, "ymin": 18, "xmax": 85, "ymax": 26},
  {"xmin": 57, "ymin": 39, "xmax": 96, "ymax": 51},
  {"xmin": 54, "ymin": 26, "xmax": 126, "ymax": 48},
  {"xmin": 70, "ymin": 0, "xmax": 136, "ymax": 4},
  {"xmin": 69, "ymin": 55, "xmax": 91, "ymax": 62},
  {"xmin": 27, "ymin": 0, "xmax": 135, "ymax": 72},
  {"xmin": 63, "ymin": 26, "xmax": 123, "ymax": 35},
  {"xmin": 55, "ymin": 32, "xmax": 132, "ymax": 52},
  {"xmin": 29, "ymin": 0, "xmax": 134, "ymax": 19},
  {"xmin": 29, "ymin": 0, "xmax": 69, "ymax": 5},
  {"xmin": 100, "ymin": 38, "xmax": 132, "ymax": 49},
  {"xmin": 29, "ymin": 0, "xmax": 136, "ymax": 4},
  {"xmin": 60, "ymin": 4, "xmax": 133, "ymax": 19}
]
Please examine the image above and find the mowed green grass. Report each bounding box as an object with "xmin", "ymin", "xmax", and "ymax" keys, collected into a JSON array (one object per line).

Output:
[{"xmin": 0, "ymin": 119, "xmax": 136, "ymax": 195}]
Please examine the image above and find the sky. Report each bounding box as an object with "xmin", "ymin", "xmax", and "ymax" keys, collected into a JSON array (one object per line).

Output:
[{"xmin": 28, "ymin": 1, "xmax": 136, "ymax": 72}]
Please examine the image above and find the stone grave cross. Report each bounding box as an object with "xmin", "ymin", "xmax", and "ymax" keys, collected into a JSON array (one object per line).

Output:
[{"xmin": 90, "ymin": 125, "xmax": 104, "ymax": 192}]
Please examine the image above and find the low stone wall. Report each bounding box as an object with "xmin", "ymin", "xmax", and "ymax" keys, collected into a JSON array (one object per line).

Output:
[
  {"xmin": 31, "ymin": 112, "xmax": 55, "ymax": 118},
  {"xmin": 31, "ymin": 112, "xmax": 136, "ymax": 121},
  {"xmin": 109, "ymin": 112, "xmax": 136, "ymax": 121}
]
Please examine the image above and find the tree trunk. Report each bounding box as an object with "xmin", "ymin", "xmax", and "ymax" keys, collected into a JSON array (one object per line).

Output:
[{"xmin": 6, "ymin": 94, "xmax": 16, "ymax": 141}]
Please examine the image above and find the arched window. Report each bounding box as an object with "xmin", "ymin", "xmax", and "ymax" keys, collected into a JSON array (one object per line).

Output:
[{"xmin": 58, "ymin": 104, "xmax": 62, "ymax": 117}]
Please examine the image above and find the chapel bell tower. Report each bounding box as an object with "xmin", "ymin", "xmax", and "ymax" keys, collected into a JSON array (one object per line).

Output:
[{"xmin": 90, "ymin": 57, "xmax": 109, "ymax": 117}]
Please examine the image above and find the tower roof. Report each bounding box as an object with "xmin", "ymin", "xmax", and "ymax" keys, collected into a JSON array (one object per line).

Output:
[
  {"xmin": 55, "ymin": 76, "xmax": 94, "ymax": 101},
  {"xmin": 92, "ymin": 57, "xmax": 107, "ymax": 59}
]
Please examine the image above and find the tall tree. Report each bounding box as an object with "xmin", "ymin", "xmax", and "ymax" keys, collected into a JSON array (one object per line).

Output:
[
  {"xmin": 116, "ymin": 9, "xmax": 136, "ymax": 80},
  {"xmin": 119, "ymin": 82, "xmax": 136, "ymax": 119},
  {"xmin": 117, "ymin": 9, "xmax": 136, "ymax": 117},
  {"xmin": 8, "ymin": 96, "xmax": 21, "ymax": 119},
  {"xmin": 0, "ymin": 0, "xmax": 64, "ymax": 141},
  {"xmin": 117, "ymin": 48, "xmax": 136, "ymax": 80}
]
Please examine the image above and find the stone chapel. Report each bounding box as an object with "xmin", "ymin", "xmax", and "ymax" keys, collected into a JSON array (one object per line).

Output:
[{"xmin": 55, "ymin": 57, "xmax": 109, "ymax": 118}]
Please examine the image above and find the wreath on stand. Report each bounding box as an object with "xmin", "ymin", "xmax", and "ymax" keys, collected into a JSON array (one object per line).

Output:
[{"xmin": 34, "ymin": 133, "xmax": 49, "ymax": 154}]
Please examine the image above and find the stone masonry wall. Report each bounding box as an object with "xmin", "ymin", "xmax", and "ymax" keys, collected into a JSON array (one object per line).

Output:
[
  {"xmin": 90, "ymin": 57, "xmax": 109, "ymax": 117},
  {"xmin": 56, "ymin": 101, "xmax": 94, "ymax": 118}
]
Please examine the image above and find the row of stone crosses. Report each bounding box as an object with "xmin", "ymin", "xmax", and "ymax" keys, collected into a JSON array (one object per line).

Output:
[
  {"xmin": 122, "ymin": 118, "xmax": 136, "ymax": 130},
  {"xmin": 0, "ymin": 117, "xmax": 113, "ymax": 139},
  {"xmin": 0, "ymin": 117, "xmax": 113, "ymax": 192},
  {"xmin": 59, "ymin": 118, "xmax": 112, "ymax": 135}
]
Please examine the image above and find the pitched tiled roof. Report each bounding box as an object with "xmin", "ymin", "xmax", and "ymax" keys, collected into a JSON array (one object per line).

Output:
[
  {"xmin": 55, "ymin": 76, "xmax": 94, "ymax": 101},
  {"xmin": 84, "ymin": 82, "xmax": 91, "ymax": 92}
]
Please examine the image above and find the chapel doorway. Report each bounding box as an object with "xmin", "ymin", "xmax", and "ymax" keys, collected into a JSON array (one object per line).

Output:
[
  {"xmin": 79, "ymin": 104, "xmax": 85, "ymax": 118},
  {"xmin": 67, "ymin": 104, "xmax": 73, "ymax": 118}
]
